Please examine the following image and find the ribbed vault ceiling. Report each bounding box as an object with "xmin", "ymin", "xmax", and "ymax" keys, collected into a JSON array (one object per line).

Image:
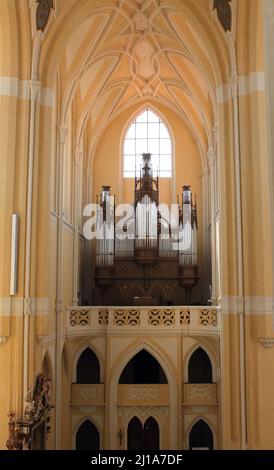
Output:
[{"xmin": 56, "ymin": 0, "xmax": 229, "ymax": 163}]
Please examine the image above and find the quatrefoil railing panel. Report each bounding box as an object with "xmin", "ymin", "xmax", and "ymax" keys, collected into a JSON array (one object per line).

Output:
[
  {"xmin": 148, "ymin": 309, "xmax": 175, "ymax": 325},
  {"xmin": 113, "ymin": 309, "xmax": 140, "ymax": 326},
  {"xmin": 69, "ymin": 309, "xmax": 90, "ymax": 326},
  {"xmin": 199, "ymin": 309, "xmax": 218, "ymax": 326},
  {"xmin": 180, "ymin": 310, "xmax": 190, "ymax": 325}
]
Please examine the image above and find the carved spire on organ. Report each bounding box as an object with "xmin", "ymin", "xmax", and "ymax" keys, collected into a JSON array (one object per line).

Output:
[{"xmin": 134, "ymin": 153, "xmax": 159, "ymax": 206}]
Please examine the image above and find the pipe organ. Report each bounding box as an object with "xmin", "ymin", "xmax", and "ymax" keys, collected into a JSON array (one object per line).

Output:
[{"xmin": 94, "ymin": 153, "xmax": 199, "ymax": 305}]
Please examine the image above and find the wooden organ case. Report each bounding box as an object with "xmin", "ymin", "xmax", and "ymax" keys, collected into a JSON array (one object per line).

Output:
[{"xmin": 94, "ymin": 153, "xmax": 199, "ymax": 306}]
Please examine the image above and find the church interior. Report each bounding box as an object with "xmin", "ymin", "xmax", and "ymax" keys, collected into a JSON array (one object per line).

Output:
[{"xmin": 1, "ymin": 0, "xmax": 274, "ymax": 451}]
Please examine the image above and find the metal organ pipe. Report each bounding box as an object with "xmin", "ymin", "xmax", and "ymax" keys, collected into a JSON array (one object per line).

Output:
[
  {"xmin": 96, "ymin": 156, "xmax": 198, "ymax": 268},
  {"xmin": 178, "ymin": 186, "xmax": 198, "ymax": 266}
]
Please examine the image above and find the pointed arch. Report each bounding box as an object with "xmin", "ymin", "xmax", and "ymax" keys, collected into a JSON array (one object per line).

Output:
[
  {"xmin": 143, "ymin": 417, "xmax": 160, "ymax": 450},
  {"xmin": 127, "ymin": 416, "xmax": 160, "ymax": 450},
  {"xmin": 76, "ymin": 347, "xmax": 100, "ymax": 384},
  {"xmin": 188, "ymin": 347, "xmax": 213, "ymax": 383},
  {"xmin": 184, "ymin": 343, "xmax": 217, "ymax": 382},
  {"xmin": 119, "ymin": 349, "xmax": 168, "ymax": 384},
  {"xmin": 122, "ymin": 107, "xmax": 173, "ymax": 178},
  {"xmin": 75, "ymin": 419, "xmax": 100, "ymax": 450},
  {"xmin": 112, "ymin": 341, "xmax": 175, "ymax": 387},
  {"xmin": 72, "ymin": 342, "xmax": 104, "ymax": 383},
  {"xmin": 127, "ymin": 416, "xmax": 143, "ymax": 451},
  {"xmin": 188, "ymin": 418, "xmax": 214, "ymax": 450},
  {"xmin": 109, "ymin": 340, "xmax": 177, "ymax": 448}
]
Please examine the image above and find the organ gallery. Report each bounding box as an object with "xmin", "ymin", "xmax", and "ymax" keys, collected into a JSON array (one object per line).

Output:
[{"xmin": 95, "ymin": 153, "xmax": 199, "ymax": 306}]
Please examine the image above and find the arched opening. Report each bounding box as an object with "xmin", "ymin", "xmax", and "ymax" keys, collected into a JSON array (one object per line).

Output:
[
  {"xmin": 119, "ymin": 349, "xmax": 168, "ymax": 384},
  {"xmin": 143, "ymin": 417, "xmax": 159, "ymax": 450},
  {"xmin": 123, "ymin": 109, "xmax": 172, "ymax": 178},
  {"xmin": 188, "ymin": 347, "xmax": 213, "ymax": 383},
  {"xmin": 189, "ymin": 419, "xmax": 213, "ymax": 450},
  {"xmin": 127, "ymin": 417, "xmax": 143, "ymax": 451},
  {"xmin": 76, "ymin": 347, "xmax": 100, "ymax": 384},
  {"xmin": 127, "ymin": 416, "xmax": 160, "ymax": 450},
  {"xmin": 60, "ymin": 344, "xmax": 70, "ymax": 449},
  {"xmin": 76, "ymin": 420, "xmax": 100, "ymax": 450}
]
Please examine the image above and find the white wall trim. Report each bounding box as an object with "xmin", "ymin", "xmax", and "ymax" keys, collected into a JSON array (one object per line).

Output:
[
  {"xmin": 221, "ymin": 295, "xmax": 274, "ymax": 314},
  {"xmin": 0, "ymin": 297, "xmax": 50, "ymax": 316},
  {"xmin": 0, "ymin": 297, "xmax": 24, "ymax": 316},
  {"xmin": 217, "ymin": 72, "xmax": 265, "ymax": 103},
  {"xmin": 34, "ymin": 297, "xmax": 51, "ymax": 315},
  {"xmin": 0, "ymin": 77, "xmax": 55, "ymax": 108}
]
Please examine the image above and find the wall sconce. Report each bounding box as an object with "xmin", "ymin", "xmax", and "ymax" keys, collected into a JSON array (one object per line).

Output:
[{"xmin": 118, "ymin": 429, "xmax": 123, "ymax": 446}]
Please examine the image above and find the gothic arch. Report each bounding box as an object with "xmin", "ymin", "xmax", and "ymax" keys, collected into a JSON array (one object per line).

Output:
[
  {"xmin": 188, "ymin": 347, "xmax": 213, "ymax": 383},
  {"xmin": 187, "ymin": 417, "xmax": 215, "ymax": 450},
  {"xmin": 89, "ymin": 99, "xmax": 207, "ymax": 187},
  {"xmin": 184, "ymin": 343, "xmax": 217, "ymax": 383},
  {"xmin": 73, "ymin": 417, "xmax": 100, "ymax": 450},
  {"xmin": 127, "ymin": 416, "xmax": 160, "ymax": 450},
  {"xmin": 72, "ymin": 342, "xmax": 103, "ymax": 383},
  {"xmin": 111, "ymin": 341, "xmax": 175, "ymax": 386},
  {"xmin": 109, "ymin": 339, "xmax": 177, "ymax": 448},
  {"xmin": 119, "ymin": 349, "xmax": 168, "ymax": 384}
]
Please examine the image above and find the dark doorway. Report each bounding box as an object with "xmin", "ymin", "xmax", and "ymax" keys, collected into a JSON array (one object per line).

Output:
[
  {"xmin": 127, "ymin": 416, "xmax": 160, "ymax": 450},
  {"xmin": 76, "ymin": 348, "xmax": 100, "ymax": 383},
  {"xmin": 189, "ymin": 419, "xmax": 213, "ymax": 450},
  {"xmin": 188, "ymin": 348, "xmax": 213, "ymax": 383},
  {"xmin": 119, "ymin": 350, "xmax": 167, "ymax": 384},
  {"xmin": 127, "ymin": 417, "xmax": 143, "ymax": 450},
  {"xmin": 76, "ymin": 420, "xmax": 100, "ymax": 450},
  {"xmin": 143, "ymin": 417, "xmax": 159, "ymax": 450}
]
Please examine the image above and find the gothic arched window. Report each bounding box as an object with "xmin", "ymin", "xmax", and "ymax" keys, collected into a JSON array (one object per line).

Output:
[
  {"xmin": 76, "ymin": 347, "xmax": 100, "ymax": 384},
  {"xmin": 76, "ymin": 420, "xmax": 100, "ymax": 450},
  {"xmin": 188, "ymin": 347, "xmax": 213, "ymax": 383},
  {"xmin": 123, "ymin": 109, "xmax": 172, "ymax": 177},
  {"xmin": 119, "ymin": 349, "xmax": 168, "ymax": 384},
  {"xmin": 189, "ymin": 419, "xmax": 213, "ymax": 450}
]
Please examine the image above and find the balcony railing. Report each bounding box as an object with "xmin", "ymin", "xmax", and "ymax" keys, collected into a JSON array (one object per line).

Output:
[
  {"xmin": 118, "ymin": 384, "xmax": 169, "ymax": 406},
  {"xmin": 71, "ymin": 383, "xmax": 105, "ymax": 406},
  {"xmin": 66, "ymin": 306, "xmax": 220, "ymax": 336},
  {"xmin": 70, "ymin": 383, "xmax": 218, "ymax": 407},
  {"xmin": 183, "ymin": 383, "xmax": 217, "ymax": 406}
]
